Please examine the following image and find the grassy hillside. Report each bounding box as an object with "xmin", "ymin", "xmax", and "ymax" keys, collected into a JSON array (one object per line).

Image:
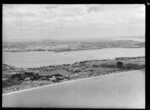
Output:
[{"xmin": 3, "ymin": 56, "xmax": 145, "ymax": 94}]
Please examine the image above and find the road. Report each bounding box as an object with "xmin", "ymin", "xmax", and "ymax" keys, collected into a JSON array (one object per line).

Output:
[{"xmin": 2, "ymin": 70, "xmax": 145, "ymax": 108}]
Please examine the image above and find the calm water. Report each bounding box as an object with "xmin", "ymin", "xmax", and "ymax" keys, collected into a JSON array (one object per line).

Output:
[
  {"xmin": 3, "ymin": 70, "xmax": 145, "ymax": 108},
  {"xmin": 3, "ymin": 48, "xmax": 145, "ymax": 68}
]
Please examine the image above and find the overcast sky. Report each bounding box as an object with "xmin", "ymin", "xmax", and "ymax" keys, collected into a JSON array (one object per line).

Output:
[{"xmin": 3, "ymin": 4, "xmax": 145, "ymax": 41}]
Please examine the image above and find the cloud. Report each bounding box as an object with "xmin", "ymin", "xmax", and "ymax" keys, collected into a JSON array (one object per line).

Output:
[
  {"xmin": 3, "ymin": 4, "xmax": 145, "ymax": 29},
  {"xmin": 3, "ymin": 4, "xmax": 145, "ymax": 41}
]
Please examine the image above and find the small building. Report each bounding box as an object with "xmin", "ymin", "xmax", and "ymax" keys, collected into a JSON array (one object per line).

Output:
[
  {"xmin": 24, "ymin": 77, "xmax": 30, "ymax": 81},
  {"xmin": 50, "ymin": 76, "xmax": 56, "ymax": 81}
]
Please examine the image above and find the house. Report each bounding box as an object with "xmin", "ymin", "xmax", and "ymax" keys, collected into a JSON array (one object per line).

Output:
[{"xmin": 24, "ymin": 77, "xmax": 30, "ymax": 81}]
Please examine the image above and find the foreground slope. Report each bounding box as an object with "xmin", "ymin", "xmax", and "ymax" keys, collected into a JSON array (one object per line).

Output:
[
  {"xmin": 3, "ymin": 56, "xmax": 145, "ymax": 93},
  {"xmin": 3, "ymin": 70, "xmax": 145, "ymax": 108}
]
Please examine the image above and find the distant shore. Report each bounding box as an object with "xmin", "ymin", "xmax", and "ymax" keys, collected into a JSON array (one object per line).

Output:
[
  {"xmin": 3, "ymin": 46, "xmax": 144, "ymax": 53},
  {"xmin": 3, "ymin": 39, "xmax": 145, "ymax": 53}
]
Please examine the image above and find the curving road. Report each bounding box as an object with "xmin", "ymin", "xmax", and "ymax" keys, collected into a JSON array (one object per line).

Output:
[{"xmin": 2, "ymin": 70, "xmax": 145, "ymax": 108}]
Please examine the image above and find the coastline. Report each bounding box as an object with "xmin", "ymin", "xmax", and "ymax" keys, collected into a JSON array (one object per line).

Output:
[
  {"xmin": 3, "ymin": 56, "xmax": 145, "ymax": 94},
  {"xmin": 3, "ymin": 69, "xmax": 145, "ymax": 108},
  {"xmin": 3, "ymin": 70, "xmax": 143, "ymax": 95},
  {"xmin": 4, "ymin": 47, "xmax": 144, "ymax": 53}
]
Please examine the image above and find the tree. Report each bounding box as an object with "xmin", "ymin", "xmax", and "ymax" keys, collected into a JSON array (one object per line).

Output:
[{"xmin": 117, "ymin": 61, "xmax": 123, "ymax": 68}]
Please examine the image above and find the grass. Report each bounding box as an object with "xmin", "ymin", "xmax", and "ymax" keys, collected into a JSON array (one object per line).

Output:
[{"xmin": 2, "ymin": 56, "xmax": 145, "ymax": 94}]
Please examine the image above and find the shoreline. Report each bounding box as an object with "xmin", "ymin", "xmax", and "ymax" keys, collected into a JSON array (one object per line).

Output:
[
  {"xmin": 4, "ymin": 47, "xmax": 144, "ymax": 53},
  {"xmin": 3, "ymin": 56, "xmax": 145, "ymax": 94},
  {"xmin": 3, "ymin": 70, "xmax": 142, "ymax": 96},
  {"xmin": 3, "ymin": 55, "xmax": 145, "ymax": 69}
]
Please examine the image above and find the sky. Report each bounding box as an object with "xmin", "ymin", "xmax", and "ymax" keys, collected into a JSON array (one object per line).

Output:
[{"xmin": 3, "ymin": 4, "xmax": 145, "ymax": 42}]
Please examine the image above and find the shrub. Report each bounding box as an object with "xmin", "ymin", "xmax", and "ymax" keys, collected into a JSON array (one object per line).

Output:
[
  {"xmin": 10, "ymin": 73, "xmax": 24, "ymax": 80},
  {"xmin": 73, "ymin": 69, "xmax": 81, "ymax": 73},
  {"xmin": 31, "ymin": 73, "xmax": 40, "ymax": 80},
  {"xmin": 89, "ymin": 69, "xmax": 93, "ymax": 72},
  {"xmin": 9, "ymin": 72, "xmax": 41, "ymax": 81},
  {"xmin": 101, "ymin": 63, "xmax": 116, "ymax": 68},
  {"xmin": 3, "ymin": 79, "xmax": 22, "ymax": 88},
  {"xmin": 117, "ymin": 61, "xmax": 123, "ymax": 68},
  {"xmin": 92, "ymin": 64, "xmax": 99, "ymax": 67},
  {"xmin": 123, "ymin": 63, "xmax": 144, "ymax": 69}
]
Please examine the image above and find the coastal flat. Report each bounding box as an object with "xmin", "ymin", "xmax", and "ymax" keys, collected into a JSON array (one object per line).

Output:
[
  {"xmin": 2, "ymin": 56, "xmax": 145, "ymax": 93},
  {"xmin": 3, "ymin": 70, "xmax": 145, "ymax": 108}
]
